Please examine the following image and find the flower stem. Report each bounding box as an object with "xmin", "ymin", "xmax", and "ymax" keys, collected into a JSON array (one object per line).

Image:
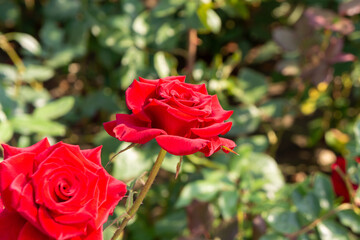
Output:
[{"xmin": 111, "ymin": 148, "xmax": 167, "ymax": 240}]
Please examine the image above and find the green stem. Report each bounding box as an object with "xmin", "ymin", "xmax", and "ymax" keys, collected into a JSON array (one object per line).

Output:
[{"xmin": 111, "ymin": 148, "xmax": 167, "ymax": 240}]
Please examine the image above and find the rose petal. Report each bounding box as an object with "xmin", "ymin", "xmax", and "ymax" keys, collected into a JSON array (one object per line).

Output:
[
  {"xmin": 1, "ymin": 138, "xmax": 50, "ymax": 160},
  {"xmin": 0, "ymin": 152, "xmax": 35, "ymax": 208},
  {"xmin": 111, "ymin": 114, "xmax": 166, "ymax": 144},
  {"xmin": 0, "ymin": 209, "xmax": 27, "ymax": 240},
  {"xmin": 207, "ymin": 95, "xmax": 233, "ymax": 122},
  {"xmin": 201, "ymin": 137, "xmax": 236, "ymax": 157},
  {"xmin": 80, "ymin": 227, "xmax": 103, "ymax": 240},
  {"xmin": 126, "ymin": 80, "xmax": 157, "ymax": 111},
  {"xmin": 156, "ymin": 135, "xmax": 209, "ymax": 156},
  {"xmin": 38, "ymin": 206, "xmax": 87, "ymax": 239},
  {"xmin": 191, "ymin": 122, "xmax": 232, "ymax": 138},
  {"xmin": 103, "ymin": 120, "xmax": 117, "ymax": 138},
  {"xmin": 18, "ymin": 222, "xmax": 51, "ymax": 240},
  {"xmin": 93, "ymin": 171, "xmax": 127, "ymax": 228},
  {"xmin": 81, "ymin": 146, "xmax": 103, "ymax": 167}
]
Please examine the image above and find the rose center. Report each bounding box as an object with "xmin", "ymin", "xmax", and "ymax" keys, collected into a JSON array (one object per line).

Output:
[{"xmin": 54, "ymin": 179, "xmax": 75, "ymax": 202}]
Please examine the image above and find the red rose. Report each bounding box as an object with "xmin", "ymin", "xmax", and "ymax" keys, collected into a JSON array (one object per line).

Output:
[
  {"xmin": 0, "ymin": 139, "xmax": 127, "ymax": 240},
  {"xmin": 331, "ymin": 156, "xmax": 359, "ymax": 203},
  {"xmin": 104, "ymin": 76, "xmax": 235, "ymax": 156}
]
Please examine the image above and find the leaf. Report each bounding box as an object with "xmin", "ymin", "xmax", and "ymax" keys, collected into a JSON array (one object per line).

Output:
[
  {"xmin": 197, "ymin": 4, "xmax": 221, "ymax": 34},
  {"xmin": 337, "ymin": 209, "xmax": 360, "ymax": 234},
  {"xmin": 0, "ymin": 64, "xmax": 17, "ymax": 82},
  {"xmin": 10, "ymin": 115, "xmax": 66, "ymax": 136},
  {"xmin": 154, "ymin": 51, "xmax": 177, "ymax": 78},
  {"xmin": 218, "ymin": 190, "xmax": 239, "ymax": 220},
  {"xmin": 260, "ymin": 99, "xmax": 287, "ymax": 118},
  {"xmin": 317, "ymin": 219, "xmax": 350, "ymax": 240},
  {"xmin": 112, "ymin": 142, "xmax": 154, "ymax": 181},
  {"xmin": 34, "ymin": 96, "xmax": 75, "ymax": 120},
  {"xmin": 259, "ymin": 233, "xmax": 287, "ymax": 240},
  {"xmin": 176, "ymin": 180, "xmax": 223, "ymax": 208},
  {"xmin": 154, "ymin": 211, "xmax": 187, "ymax": 237},
  {"xmin": 132, "ymin": 11, "xmax": 149, "ymax": 36},
  {"xmin": 236, "ymin": 135, "xmax": 269, "ymax": 153},
  {"xmin": 22, "ymin": 65, "xmax": 55, "ymax": 82},
  {"xmin": 292, "ymin": 191, "xmax": 320, "ymax": 221},
  {"xmin": 267, "ymin": 210, "xmax": 301, "ymax": 234},
  {"xmin": 43, "ymin": 0, "xmax": 81, "ymax": 20},
  {"xmin": 230, "ymin": 106, "xmax": 261, "ymax": 135},
  {"xmin": 0, "ymin": 120, "xmax": 13, "ymax": 143},
  {"xmin": 6, "ymin": 32, "xmax": 41, "ymax": 56},
  {"xmin": 237, "ymin": 68, "xmax": 268, "ymax": 104},
  {"xmin": 313, "ymin": 173, "xmax": 334, "ymax": 210}
]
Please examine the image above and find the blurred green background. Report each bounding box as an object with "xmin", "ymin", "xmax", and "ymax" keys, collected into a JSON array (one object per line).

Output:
[{"xmin": 1, "ymin": 0, "xmax": 360, "ymax": 239}]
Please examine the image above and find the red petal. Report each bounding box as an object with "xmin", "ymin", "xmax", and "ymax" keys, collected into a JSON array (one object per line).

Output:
[
  {"xmin": 0, "ymin": 209, "xmax": 27, "ymax": 240},
  {"xmin": 200, "ymin": 137, "xmax": 236, "ymax": 157},
  {"xmin": 1, "ymin": 138, "xmax": 50, "ymax": 160},
  {"xmin": 18, "ymin": 222, "xmax": 51, "ymax": 240},
  {"xmin": 156, "ymin": 135, "xmax": 209, "ymax": 156},
  {"xmin": 38, "ymin": 207, "xmax": 87, "ymax": 239},
  {"xmin": 0, "ymin": 152, "xmax": 35, "ymax": 208},
  {"xmin": 207, "ymin": 95, "xmax": 233, "ymax": 122},
  {"xmin": 191, "ymin": 122, "xmax": 232, "ymax": 138},
  {"xmin": 125, "ymin": 80, "xmax": 157, "ymax": 111},
  {"xmin": 103, "ymin": 120, "xmax": 117, "ymax": 138},
  {"xmin": 112, "ymin": 114, "xmax": 166, "ymax": 144},
  {"xmin": 138, "ymin": 77, "xmax": 159, "ymax": 85},
  {"xmin": 80, "ymin": 227, "xmax": 103, "ymax": 240},
  {"xmin": 81, "ymin": 146, "xmax": 102, "ymax": 167},
  {"xmin": 94, "ymin": 171, "xmax": 127, "ymax": 228}
]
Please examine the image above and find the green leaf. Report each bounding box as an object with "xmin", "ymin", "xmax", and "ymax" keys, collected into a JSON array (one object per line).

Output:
[
  {"xmin": 6, "ymin": 32, "xmax": 41, "ymax": 56},
  {"xmin": 292, "ymin": 191, "xmax": 320, "ymax": 221},
  {"xmin": 0, "ymin": 64, "xmax": 17, "ymax": 82},
  {"xmin": 10, "ymin": 115, "xmax": 66, "ymax": 136},
  {"xmin": 34, "ymin": 96, "xmax": 75, "ymax": 120},
  {"xmin": 22, "ymin": 65, "xmax": 55, "ymax": 82},
  {"xmin": 43, "ymin": 0, "xmax": 81, "ymax": 20},
  {"xmin": 237, "ymin": 68, "xmax": 268, "ymax": 104},
  {"xmin": 112, "ymin": 142, "xmax": 154, "ymax": 181},
  {"xmin": 40, "ymin": 21, "xmax": 64, "ymax": 50},
  {"xmin": 176, "ymin": 180, "xmax": 223, "ymax": 208},
  {"xmin": 154, "ymin": 211, "xmax": 187, "ymax": 237},
  {"xmin": 259, "ymin": 233, "xmax": 287, "ymax": 240},
  {"xmin": 317, "ymin": 219, "xmax": 350, "ymax": 240},
  {"xmin": 313, "ymin": 173, "xmax": 334, "ymax": 210},
  {"xmin": 230, "ymin": 106, "xmax": 261, "ymax": 135},
  {"xmin": 132, "ymin": 11, "xmax": 149, "ymax": 36},
  {"xmin": 260, "ymin": 99, "xmax": 287, "ymax": 118},
  {"xmin": 0, "ymin": 120, "xmax": 13, "ymax": 143},
  {"xmin": 337, "ymin": 209, "xmax": 360, "ymax": 234},
  {"xmin": 154, "ymin": 51, "xmax": 178, "ymax": 78},
  {"xmin": 197, "ymin": 4, "xmax": 221, "ymax": 33},
  {"xmin": 267, "ymin": 210, "xmax": 301, "ymax": 234},
  {"xmin": 236, "ymin": 135, "xmax": 269, "ymax": 153},
  {"xmin": 218, "ymin": 190, "xmax": 239, "ymax": 220}
]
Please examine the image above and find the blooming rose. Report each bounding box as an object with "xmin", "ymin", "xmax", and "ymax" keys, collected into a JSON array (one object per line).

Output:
[
  {"xmin": 0, "ymin": 139, "xmax": 127, "ymax": 240},
  {"xmin": 331, "ymin": 156, "xmax": 359, "ymax": 203},
  {"xmin": 104, "ymin": 76, "xmax": 235, "ymax": 156}
]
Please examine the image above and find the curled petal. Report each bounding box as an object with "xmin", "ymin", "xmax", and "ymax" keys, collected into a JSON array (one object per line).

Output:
[
  {"xmin": 201, "ymin": 137, "xmax": 236, "ymax": 157},
  {"xmin": 156, "ymin": 135, "xmax": 209, "ymax": 156},
  {"xmin": 208, "ymin": 95, "xmax": 233, "ymax": 122},
  {"xmin": 1, "ymin": 138, "xmax": 50, "ymax": 160},
  {"xmin": 111, "ymin": 114, "xmax": 166, "ymax": 144},
  {"xmin": 81, "ymin": 146, "xmax": 103, "ymax": 167},
  {"xmin": 191, "ymin": 122, "xmax": 232, "ymax": 138},
  {"xmin": 126, "ymin": 80, "xmax": 157, "ymax": 111}
]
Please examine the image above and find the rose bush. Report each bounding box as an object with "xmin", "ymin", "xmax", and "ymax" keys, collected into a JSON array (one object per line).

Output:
[
  {"xmin": 0, "ymin": 138, "xmax": 127, "ymax": 240},
  {"xmin": 104, "ymin": 76, "xmax": 235, "ymax": 156},
  {"xmin": 331, "ymin": 156, "xmax": 359, "ymax": 203}
]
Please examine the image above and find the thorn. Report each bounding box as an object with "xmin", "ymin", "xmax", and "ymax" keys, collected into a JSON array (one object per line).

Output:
[
  {"xmin": 175, "ymin": 156, "xmax": 183, "ymax": 179},
  {"xmin": 222, "ymin": 146, "xmax": 239, "ymax": 155}
]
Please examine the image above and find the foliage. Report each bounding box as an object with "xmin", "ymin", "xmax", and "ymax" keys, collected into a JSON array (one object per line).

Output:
[{"xmin": 0, "ymin": 0, "xmax": 360, "ymax": 239}]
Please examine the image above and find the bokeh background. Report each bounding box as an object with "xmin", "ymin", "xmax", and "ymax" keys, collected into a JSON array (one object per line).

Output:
[{"xmin": 1, "ymin": 0, "xmax": 360, "ymax": 239}]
